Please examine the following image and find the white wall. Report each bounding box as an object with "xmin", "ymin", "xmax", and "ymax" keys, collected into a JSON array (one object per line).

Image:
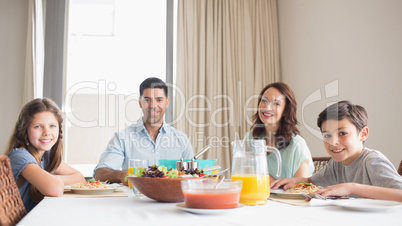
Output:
[
  {"xmin": 0, "ymin": 0, "xmax": 27, "ymax": 153},
  {"xmin": 278, "ymin": 0, "xmax": 402, "ymax": 168}
]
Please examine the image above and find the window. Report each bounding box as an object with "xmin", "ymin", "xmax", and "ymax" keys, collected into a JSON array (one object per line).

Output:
[{"xmin": 64, "ymin": 0, "xmax": 170, "ymax": 176}]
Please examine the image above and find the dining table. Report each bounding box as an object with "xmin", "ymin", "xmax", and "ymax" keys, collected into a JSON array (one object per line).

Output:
[{"xmin": 17, "ymin": 186, "xmax": 402, "ymax": 226}]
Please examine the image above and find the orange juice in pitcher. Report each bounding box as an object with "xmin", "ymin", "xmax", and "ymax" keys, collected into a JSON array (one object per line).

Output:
[
  {"xmin": 231, "ymin": 174, "xmax": 270, "ymax": 205},
  {"xmin": 231, "ymin": 140, "xmax": 281, "ymax": 205}
]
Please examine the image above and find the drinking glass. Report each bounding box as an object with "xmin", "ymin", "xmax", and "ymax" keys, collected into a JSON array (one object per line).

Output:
[{"xmin": 128, "ymin": 159, "xmax": 148, "ymax": 197}]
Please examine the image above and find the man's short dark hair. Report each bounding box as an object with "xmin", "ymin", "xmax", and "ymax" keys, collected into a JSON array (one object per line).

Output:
[{"xmin": 139, "ymin": 77, "xmax": 168, "ymax": 97}]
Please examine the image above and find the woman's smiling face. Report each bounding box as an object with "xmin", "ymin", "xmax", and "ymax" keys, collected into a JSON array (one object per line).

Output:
[
  {"xmin": 321, "ymin": 118, "xmax": 368, "ymax": 165},
  {"xmin": 258, "ymin": 87, "xmax": 286, "ymax": 129}
]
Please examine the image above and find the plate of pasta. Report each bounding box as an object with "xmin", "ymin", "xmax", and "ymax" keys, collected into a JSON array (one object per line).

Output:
[
  {"xmin": 270, "ymin": 189, "xmax": 305, "ymax": 199},
  {"xmin": 69, "ymin": 181, "xmax": 116, "ymax": 194},
  {"xmin": 270, "ymin": 182, "xmax": 322, "ymax": 199}
]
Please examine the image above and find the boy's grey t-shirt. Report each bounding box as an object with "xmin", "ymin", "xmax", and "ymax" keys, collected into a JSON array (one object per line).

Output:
[{"xmin": 311, "ymin": 148, "xmax": 402, "ymax": 197}]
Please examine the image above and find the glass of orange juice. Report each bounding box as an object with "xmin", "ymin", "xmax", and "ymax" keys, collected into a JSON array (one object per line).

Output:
[{"xmin": 128, "ymin": 159, "xmax": 148, "ymax": 196}]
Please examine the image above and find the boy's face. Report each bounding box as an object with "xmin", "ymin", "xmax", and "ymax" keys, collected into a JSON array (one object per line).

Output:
[{"xmin": 321, "ymin": 118, "xmax": 368, "ymax": 165}]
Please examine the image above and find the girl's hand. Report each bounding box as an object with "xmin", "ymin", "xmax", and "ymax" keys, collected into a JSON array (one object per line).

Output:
[
  {"xmin": 54, "ymin": 161, "xmax": 86, "ymax": 185},
  {"xmin": 22, "ymin": 163, "xmax": 65, "ymax": 197}
]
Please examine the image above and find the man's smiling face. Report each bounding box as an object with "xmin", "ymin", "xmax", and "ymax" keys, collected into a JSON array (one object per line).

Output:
[{"xmin": 139, "ymin": 88, "xmax": 169, "ymax": 127}]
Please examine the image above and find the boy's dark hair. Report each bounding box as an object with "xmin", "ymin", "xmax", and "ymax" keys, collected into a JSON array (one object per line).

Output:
[
  {"xmin": 317, "ymin": 100, "xmax": 368, "ymax": 132},
  {"xmin": 139, "ymin": 77, "xmax": 168, "ymax": 97}
]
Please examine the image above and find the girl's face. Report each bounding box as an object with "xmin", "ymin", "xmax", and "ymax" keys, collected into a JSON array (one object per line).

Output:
[
  {"xmin": 258, "ymin": 87, "xmax": 286, "ymax": 129},
  {"xmin": 321, "ymin": 118, "xmax": 368, "ymax": 165},
  {"xmin": 27, "ymin": 111, "xmax": 59, "ymax": 153}
]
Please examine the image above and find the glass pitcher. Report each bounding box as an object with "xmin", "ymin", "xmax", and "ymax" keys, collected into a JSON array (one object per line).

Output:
[{"xmin": 231, "ymin": 139, "xmax": 282, "ymax": 205}]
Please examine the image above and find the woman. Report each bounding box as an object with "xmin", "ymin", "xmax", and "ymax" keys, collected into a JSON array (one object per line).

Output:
[{"xmin": 246, "ymin": 82, "xmax": 314, "ymax": 183}]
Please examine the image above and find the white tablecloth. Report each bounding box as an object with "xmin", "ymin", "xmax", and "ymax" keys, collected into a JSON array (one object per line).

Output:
[{"xmin": 18, "ymin": 187, "xmax": 402, "ymax": 226}]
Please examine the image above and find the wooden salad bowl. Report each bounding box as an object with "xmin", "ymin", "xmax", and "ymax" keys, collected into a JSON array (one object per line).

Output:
[{"xmin": 127, "ymin": 176, "xmax": 199, "ymax": 202}]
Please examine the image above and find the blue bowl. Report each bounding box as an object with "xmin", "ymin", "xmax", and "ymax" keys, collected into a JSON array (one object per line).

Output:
[{"xmin": 158, "ymin": 159, "xmax": 216, "ymax": 171}]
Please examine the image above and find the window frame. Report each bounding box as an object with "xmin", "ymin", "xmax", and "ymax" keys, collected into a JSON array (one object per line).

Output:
[{"xmin": 44, "ymin": 0, "xmax": 175, "ymax": 175}]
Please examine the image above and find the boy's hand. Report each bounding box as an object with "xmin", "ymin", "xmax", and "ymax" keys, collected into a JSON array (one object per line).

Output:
[{"xmin": 315, "ymin": 183, "xmax": 355, "ymax": 198}]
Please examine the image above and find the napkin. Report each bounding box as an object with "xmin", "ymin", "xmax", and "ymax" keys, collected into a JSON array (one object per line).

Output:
[
  {"xmin": 309, "ymin": 198, "xmax": 334, "ymax": 207},
  {"xmin": 268, "ymin": 197, "xmax": 310, "ymax": 206}
]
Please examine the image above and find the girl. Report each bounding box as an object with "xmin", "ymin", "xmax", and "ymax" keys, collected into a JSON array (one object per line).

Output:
[
  {"xmin": 246, "ymin": 82, "xmax": 314, "ymax": 183},
  {"xmin": 6, "ymin": 98, "xmax": 85, "ymax": 212}
]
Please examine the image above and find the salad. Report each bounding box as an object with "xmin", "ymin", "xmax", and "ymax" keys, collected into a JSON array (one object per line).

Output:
[{"xmin": 127, "ymin": 164, "xmax": 206, "ymax": 179}]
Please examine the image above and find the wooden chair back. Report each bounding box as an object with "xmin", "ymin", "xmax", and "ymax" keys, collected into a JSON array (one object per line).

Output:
[
  {"xmin": 0, "ymin": 154, "xmax": 26, "ymax": 226},
  {"xmin": 312, "ymin": 157, "xmax": 331, "ymax": 174}
]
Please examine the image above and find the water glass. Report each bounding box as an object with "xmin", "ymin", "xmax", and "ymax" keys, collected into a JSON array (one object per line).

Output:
[{"xmin": 128, "ymin": 159, "xmax": 148, "ymax": 197}]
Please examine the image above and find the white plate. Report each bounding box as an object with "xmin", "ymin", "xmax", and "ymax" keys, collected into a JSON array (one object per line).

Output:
[
  {"xmin": 69, "ymin": 188, "xmax": 116, "ymax": 195},
  {"xmin": 332, "ymin": 199, "xmax": 402, "ymax": 212},
  {"xmin": 176, "ymin": 203, "xmax": 245, "ymax": 215},
  {"xmin": 270, "ymin": 189, "xmax": 305, "ymax": 199}
]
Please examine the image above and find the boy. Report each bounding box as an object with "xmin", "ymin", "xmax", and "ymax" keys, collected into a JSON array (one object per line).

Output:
[{"xmin": 271, "ymin": 101, "xmax": 402, "ymax": 201}]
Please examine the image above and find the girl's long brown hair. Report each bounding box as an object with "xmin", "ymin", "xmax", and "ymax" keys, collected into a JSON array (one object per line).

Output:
[
  {"xmin": 251, "ymin": 82, "xmax": 299, "ymax": 149},
  {"xmin": 5, "ymin": 98, "xmax": 63, "ymax": 203}
]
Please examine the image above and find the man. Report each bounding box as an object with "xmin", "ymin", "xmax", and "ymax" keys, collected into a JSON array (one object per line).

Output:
[{"xmin": 94, "ymin": 77, "xmax": 193, "ymax": 185}]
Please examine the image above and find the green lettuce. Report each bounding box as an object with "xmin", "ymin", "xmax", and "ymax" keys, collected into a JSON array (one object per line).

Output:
[
  {"xmin": 167, "ymin": 169, "xmax": 179, "ymax": 178},
  {"xmin": 135, "ymin": 167, "xmax": 145, "ymax": 177}
]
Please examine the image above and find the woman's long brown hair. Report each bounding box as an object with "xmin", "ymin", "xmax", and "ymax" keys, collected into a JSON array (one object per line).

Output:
[
  {"xmin": 251, "ymin": 82, "xmax": 299, "ymax": 149},
  {"xmin": 5, "ymin": 98, "xmax": 63, "ymax": 203}
]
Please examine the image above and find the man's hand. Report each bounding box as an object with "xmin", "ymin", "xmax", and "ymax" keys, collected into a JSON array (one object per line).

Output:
[
  {"xmin": 120, "ymin": 172, "xmax": 129, "ymax": 186},
  {"xmin": 94, "ymin": 168, "xmax": 129, "ymax": 185}
]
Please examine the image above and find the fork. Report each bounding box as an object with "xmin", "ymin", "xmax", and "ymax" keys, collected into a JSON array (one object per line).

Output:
[
  {"xmin": 305, "ymin": 192, "xmax": 346, "ymax": 200},
  {"xmin": 310, "ymin": 193, "xmax": 327, "ymax": 200},
  {"xmin": 301, "ymin": 192, "xmax": 329, "ymax": 200},
  {"xmin": 301, "ymin": 192, "xmax": 313, "ymax": 199}
]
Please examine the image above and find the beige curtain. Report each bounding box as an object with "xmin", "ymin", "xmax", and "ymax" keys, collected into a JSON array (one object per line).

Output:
[
  {"xmin": 175, "ymin": 0, "xmax": 281, "ymax": 171},
  {"xmin": 24, "ymin": 0, "xmax": 45, "ymax": 103}
]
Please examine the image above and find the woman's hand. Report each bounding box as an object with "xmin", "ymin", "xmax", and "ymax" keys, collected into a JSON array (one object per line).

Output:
[{"xmin": 271, "ymin": 177, "xmax": 307, "ymax": 190}]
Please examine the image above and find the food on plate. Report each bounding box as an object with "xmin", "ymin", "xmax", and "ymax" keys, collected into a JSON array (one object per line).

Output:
[
  {"xmin": 286, "ymin": 181, "xmax": 322, "ymax": 194},
  {"xmin": 71, "ymin": 180, "xmax": 109, "ymax": 189}
]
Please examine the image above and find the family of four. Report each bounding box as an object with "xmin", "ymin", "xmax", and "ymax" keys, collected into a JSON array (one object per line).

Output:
[{"xmin": 6, "ymin": 77, "xmax": 402, "ymax": 212}]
